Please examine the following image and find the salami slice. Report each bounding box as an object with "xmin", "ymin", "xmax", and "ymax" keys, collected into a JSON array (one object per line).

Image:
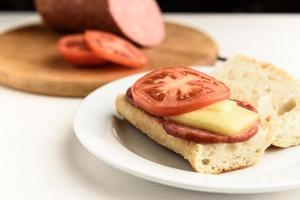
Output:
[
  {"xmin": 35, "ymin": 0, "xmax": 165, "ymax": 47},
  {"xmin": 162, "ymin": 100, "xmax": 260, "ymax": 143},
  {"xmin": 162, "ymin": 119, "xmax": 259, "ymax": 144}
]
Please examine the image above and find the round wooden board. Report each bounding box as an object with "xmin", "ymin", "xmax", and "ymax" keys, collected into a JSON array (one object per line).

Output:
[{"xmin": 0, "ymin": 22, "xmax": 218, "ymax": 97}]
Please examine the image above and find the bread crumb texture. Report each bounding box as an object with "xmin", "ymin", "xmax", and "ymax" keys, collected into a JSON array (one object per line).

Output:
[{"xmin": 213, "ymin": 55, "xmax": 300, "ymax": 147}]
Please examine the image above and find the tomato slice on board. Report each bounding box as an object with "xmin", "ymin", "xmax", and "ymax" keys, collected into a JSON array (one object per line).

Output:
[
  {"xmin": 132, "ymin": 67, "xmax": 230, "ymax": 116},
  {"xmin": 58, "ymin": 34, "xmax": 107, "ymax": 65},
  {"xmin": 84, "ymin": 31, "xmax": 148, "ymax": 68}
]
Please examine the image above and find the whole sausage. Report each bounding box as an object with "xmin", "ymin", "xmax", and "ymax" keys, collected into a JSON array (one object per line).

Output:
[{"xmin": 35, "ymin": 0, "xmax": 165, "ymax": 47}]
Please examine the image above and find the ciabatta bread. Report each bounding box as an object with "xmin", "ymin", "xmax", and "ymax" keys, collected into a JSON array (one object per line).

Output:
[
  {"xmin": 115, "ymin": 95, "xmax": 270, "ymax": 174},
  {"xmin": 213, "ymin": 55, "xmax": 300, "ymax": 147}
]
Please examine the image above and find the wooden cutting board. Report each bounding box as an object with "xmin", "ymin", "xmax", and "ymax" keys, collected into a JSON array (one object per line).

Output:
[{"xmin": 0, "ymin": 22, "xmax": 218, "ymax": 97}]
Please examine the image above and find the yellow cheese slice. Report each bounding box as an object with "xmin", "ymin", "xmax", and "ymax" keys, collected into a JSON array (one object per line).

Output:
[{"xmin": 169, "ymin": 100, "xmax": 259, "ymax": 136}]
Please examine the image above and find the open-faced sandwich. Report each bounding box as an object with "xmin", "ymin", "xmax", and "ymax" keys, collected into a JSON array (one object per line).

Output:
[{"xmin": 116, "ymin": 67, "xmax": 271, "ymax": 174}]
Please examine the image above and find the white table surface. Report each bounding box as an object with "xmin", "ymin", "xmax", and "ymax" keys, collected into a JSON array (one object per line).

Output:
[{"xmin": 1, "ymin": 12, "xmax": 300, "ymax": 199}]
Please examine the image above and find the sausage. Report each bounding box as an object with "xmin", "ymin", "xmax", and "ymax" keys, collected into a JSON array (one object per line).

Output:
[
  {"xmin": 126, "ymin": 87, "xmax": 136, "ymax": 106},
  {"xmin": 162, "ymin": 100, "xmax": 260, "ymax": 143},
  {"xmin": 126, "ymin": 87, "xmax": 260, "ymax": 143},
  {"xmin": 162, "ymin": 119, "xmax": 259, "ymax": 144},
  {"xmin": 34, "ymin": 0, "xmax": 165, "ymax": 47}
]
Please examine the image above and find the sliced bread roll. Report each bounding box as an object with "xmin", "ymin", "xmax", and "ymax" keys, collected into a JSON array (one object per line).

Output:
[
  {"xmin": 116, "ymin": 95, "xmax": 271, "ymax": 174},
  {"xmin": 213, "ymin": 55, "xmax": 300, "ymax": 147}
]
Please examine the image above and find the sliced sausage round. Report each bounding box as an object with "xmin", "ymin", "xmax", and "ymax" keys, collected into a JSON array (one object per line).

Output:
[
  {"xmin": 162, "ymin": 119, "xmax": 260, "ymax": 144},
  {"xmin": 162, "ymin": 100, "xmax": 260, "ymax": 144}
]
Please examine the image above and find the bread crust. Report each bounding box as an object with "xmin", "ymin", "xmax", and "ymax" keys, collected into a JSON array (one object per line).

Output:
[{"xmin": 115, "ymin": 94, "xmax": 271, "ymax": 174}]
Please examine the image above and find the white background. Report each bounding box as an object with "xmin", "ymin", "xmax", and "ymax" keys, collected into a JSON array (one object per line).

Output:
[{"xmin": 1, "ymin": 13, "xmax": 300, "ymax": 199}]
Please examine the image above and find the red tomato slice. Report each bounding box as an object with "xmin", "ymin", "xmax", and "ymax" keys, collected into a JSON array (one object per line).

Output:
[
  {"xmin": 84, "ymin": 31, "xmax": 148, "ymax": 68},
  {"xmin": 132, "ymin": 67, "xmax": 230, "ymax": 116},
  {"xmin": 58, "ymin": 34, "xmax": 107, "ymax": 65}
]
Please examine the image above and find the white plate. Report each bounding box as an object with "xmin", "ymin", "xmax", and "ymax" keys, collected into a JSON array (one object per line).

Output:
[{"xmin": 73, "ymin": 67, "xmax": 300, "ymax": 194}]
